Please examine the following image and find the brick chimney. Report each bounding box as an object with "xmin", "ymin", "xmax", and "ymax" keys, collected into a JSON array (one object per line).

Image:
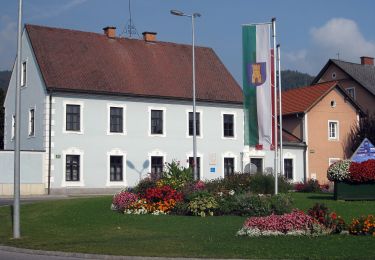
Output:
[
  {"xmin": 360, "ymin": 56, "xmax": 374, "ymax": 65},
  {"xmin": 142, "ymin": 32, "xmax": 157, "ymax": 42},
  {"xmin": 103, "ymin": 26, "xmax": 116, "ymax": 38}
]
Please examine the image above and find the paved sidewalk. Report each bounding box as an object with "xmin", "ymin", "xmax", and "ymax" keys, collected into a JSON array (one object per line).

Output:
[{"xmin": 0, "ymin": 246, "xmax": 250, "ymax": 260}]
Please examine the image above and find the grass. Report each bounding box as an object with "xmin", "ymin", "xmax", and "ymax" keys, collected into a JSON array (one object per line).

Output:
[{"xmin": 0, "ymin": 192, "xmax": 374, "ymax": 259}]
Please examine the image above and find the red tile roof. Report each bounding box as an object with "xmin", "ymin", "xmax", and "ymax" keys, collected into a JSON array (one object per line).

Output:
[
  {"xmin": 26, "ymin": 24, "xmax": 243, "ymax": 103},
  {"xmin": 282, "ymin": 81, "xmax": 338, "ymax": 115}
]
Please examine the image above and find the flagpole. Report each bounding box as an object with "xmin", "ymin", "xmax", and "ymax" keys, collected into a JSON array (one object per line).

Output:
[
  {"xmin": 272, "ymin": 17, "xmax": 278, "ymax": 195},
  {"xmin": 14, "ymin": 0, "xmax": 23, "ymax": 239},
  {"xmin": 277, "ymin": 44, "xmax": 283, "ymax": 179}
]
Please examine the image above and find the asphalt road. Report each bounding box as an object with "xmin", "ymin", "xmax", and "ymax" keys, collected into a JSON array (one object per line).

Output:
[{"xmin": 0, "ymin": 248, "xmax": 100, "ymax": 260}]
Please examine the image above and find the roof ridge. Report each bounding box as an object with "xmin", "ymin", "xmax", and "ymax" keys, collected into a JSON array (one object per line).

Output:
[
  {"xmin": 25, "ymin": 23, "xmax": 212, "ymax": 50},
  {"xmin": 282, "ymin": 80, "xmax": 337, "ymax": 93}
]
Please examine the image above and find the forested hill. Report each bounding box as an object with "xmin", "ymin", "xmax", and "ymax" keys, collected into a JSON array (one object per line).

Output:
[
  {"xmin": 281, "ymin": 70, "xmax": 315, "ymax": 91},
  {"xmin": 0, "ymin": 70, "xmax": 11, "ymax": 92}
]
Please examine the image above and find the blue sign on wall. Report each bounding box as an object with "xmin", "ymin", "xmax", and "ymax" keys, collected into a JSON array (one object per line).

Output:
[
  {"xmin": 210, "ymin": 167, "xmax": 216, "ymax": 173},
  {"xmin": 351, "ymin": 138, "xmax": 375, "ymax": 163}
]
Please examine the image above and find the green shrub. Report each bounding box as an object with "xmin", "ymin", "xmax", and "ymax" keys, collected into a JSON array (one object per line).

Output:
[
  {"xmin": 204, "ymin": 173, "xmax": 252, "ymax": 194},
  {"xmin": 249, "ymin": 173, "xmax": 293, "ymax": 194},
  {"xmin": 188, "ymin": 192, "xmax": 218, "ymax": 217},
  {"xmin": 170, "ymin": 201, "xmax": 191, "ymax": 216},
  {"xmin": 133, "ymin": 178, "xmax": 156, "ymax": 195},
  {"xmin": 269, "ymin": 193, "xmax": 293, "ymax": 215},
  {"xmin": 158, "ymin": 160, "xmax": 193, "ymax": 190}
]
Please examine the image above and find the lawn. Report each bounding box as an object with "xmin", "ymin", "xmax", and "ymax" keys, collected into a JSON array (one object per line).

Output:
[{"xmin": 0, "ymin": 192, "xmax": 374, "ymax": 259}]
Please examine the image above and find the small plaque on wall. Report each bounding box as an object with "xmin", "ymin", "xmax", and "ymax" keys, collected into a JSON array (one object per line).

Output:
[
  {"xmin": 210, "ymin": 167, "xmax": 216, "ymax": 173},
  {"xmin": 209, "ymin": 153, "xmax": 217, "ymax": 165}
]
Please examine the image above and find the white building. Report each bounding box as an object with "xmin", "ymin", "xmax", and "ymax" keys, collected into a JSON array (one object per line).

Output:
[{"xmin": 1, "ymin": 25, "xmax": 305, "ymax": 195}]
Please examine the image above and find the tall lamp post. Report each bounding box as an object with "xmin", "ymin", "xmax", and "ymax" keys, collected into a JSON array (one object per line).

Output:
[{"xmin": 170, "ymin": 9, "xmax": 201, "ymax": 181}]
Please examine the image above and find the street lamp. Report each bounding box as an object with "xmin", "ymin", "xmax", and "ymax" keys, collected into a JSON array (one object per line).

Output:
[{"xmin": 170, "ymin": 9, "xmax": 201, "ymax": 181}]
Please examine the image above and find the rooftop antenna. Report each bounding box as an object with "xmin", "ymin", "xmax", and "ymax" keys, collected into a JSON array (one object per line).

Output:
[
  {"xmin": 336, "ymin": 51, "xmax": 340, "ymax": 60},
  {"xmin": 120, "ymin": 0, "xmax": 140, "ymax": 38}
]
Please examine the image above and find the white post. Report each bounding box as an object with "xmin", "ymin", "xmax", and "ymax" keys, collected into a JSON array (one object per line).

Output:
[
  {"xmin": 277, "ymin": 44, "xmax": 284, "ymax": 179},
  {"xmin": 272, "ymin": 18, "xmax": 278, "ymax": 195},
  {"xmin": 192, "ymin": 14, "xmax": 198, "ymax": 181},
  {"xmin": 14, "ymin": 0, "xmax": 23, "ymax": 239}
]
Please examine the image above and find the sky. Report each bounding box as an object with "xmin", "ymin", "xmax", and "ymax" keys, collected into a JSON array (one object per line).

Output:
[{"xmin": 0, "ymin": 0, "xmax": 375, "ymax": 85}]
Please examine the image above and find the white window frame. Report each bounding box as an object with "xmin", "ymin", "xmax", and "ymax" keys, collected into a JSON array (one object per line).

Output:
[
  {"xmin": 329, "ymin": 158, "xmax": 341, "ymax": 166},
  {"xmin": 148, "ymin": 106, "xmax": 166, "ymax": 137},
  {"xmin": 106, "ymin": 148, "xmax": 127, "ymax": 187},
  {"xmin": 186, "ymin": 151, "xmax": 204, "ymax": 180},
  {"xmin": 221, "ymin": 111, "xmax": 237, "ymax": 140},
  {"xmin": 21, "ymin": 60, "xmax": 27, "ymax": 87},
  {"xmin": 328, "ymin": 120, "xmax": 339, "ymax": 141},
  {"xmin": 63, "ymin": 101, "xmax": 84, "ymax": 134},
  {"xmin": 28, "ymin": 106, "xmax": 36, "ymax": 137},
  {"xmin": 250, "ymin": 156, "xmax": 265, "ymax": 173},
  {"xmin": 186, "ymin": 109, "xmax": 203, "ymax": 139},
  {"xmin": 107, "ymin": 104, "xmax": 126, "ymax": 135},
  {"xmin": 222, "ymin": 151, "xmax": 237, "ymax": 178},
  {"xmin": 346, "ymin": 87, "xmax": 356, "ymax": 100},
  {"xmin": 62, "ymin": 147, "xmax": 84, "ymax": 187},
  {"xmin": 148, "ymin": 149, "xmax": 167, "ymax": 177},
  {"xmin": 283, "ymin": 152, "xmax": 296, "ymax": 182}
]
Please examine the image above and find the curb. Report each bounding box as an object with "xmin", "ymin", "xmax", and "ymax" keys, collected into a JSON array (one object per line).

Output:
[{"xmin": 0, "ymin": 245, "xmax": 254, "ymax": 260}]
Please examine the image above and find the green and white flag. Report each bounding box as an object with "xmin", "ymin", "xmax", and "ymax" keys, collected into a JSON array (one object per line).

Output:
[{"xmin": 242, "ymin": 24, "xmax": 273, "ymax": 150}]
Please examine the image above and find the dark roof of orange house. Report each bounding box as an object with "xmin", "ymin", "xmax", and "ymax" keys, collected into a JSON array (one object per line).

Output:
[{"xmin": 26, "ymin": 24, "xmax": 243, "ymax": 103}]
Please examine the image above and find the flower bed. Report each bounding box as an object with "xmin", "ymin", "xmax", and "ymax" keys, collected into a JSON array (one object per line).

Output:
[{"xmin": 349, "ymin": 215, "xmax": 375, "ymax": 236}]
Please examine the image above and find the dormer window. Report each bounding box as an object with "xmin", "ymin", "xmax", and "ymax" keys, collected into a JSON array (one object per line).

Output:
[{"xmin": 346, "ymin": 87, "xmax": 356, "ymax": 100}]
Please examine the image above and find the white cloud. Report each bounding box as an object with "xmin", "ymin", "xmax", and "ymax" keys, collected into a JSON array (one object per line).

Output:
[
  {"xmin": 283, "ymin": 18, "xmax": 375, "ymax": 75},
  {"xmin": 310, "ymin": 18, "xmax": 375, "ymax": 61}
]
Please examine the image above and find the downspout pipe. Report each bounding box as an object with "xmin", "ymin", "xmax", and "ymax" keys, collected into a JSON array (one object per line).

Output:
[{"xmin": 47, "ymin": 92, "xmax": 52, "ymax": 195}]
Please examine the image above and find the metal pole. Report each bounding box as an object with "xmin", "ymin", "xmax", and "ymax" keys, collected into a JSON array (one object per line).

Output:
[
  {"xmin": 14, "ymin": 0, "xmax": 23, "ymax": 239},
  {"xmin": 272, "ymin": 18, "xmax": 278, "ymax": 195},
  {"xmin": 277, "ymin": 44, "xmax": 284, "ymax": 179},
  {"xmin": 192, "ymin": 15, "xmax": 198, "ymax": 181}
]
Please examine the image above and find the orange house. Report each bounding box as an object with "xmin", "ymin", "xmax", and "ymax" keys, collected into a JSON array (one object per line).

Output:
[
  {"xmin": 313, "ymin": 56, "xmax": 375, "ymax": 115},
  {"xmin": 282, "ymin": 81, "xmax": 363, "ymax": 183}
]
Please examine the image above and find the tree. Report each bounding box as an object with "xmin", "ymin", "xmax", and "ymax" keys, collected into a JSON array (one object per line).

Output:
[{"xmin": 345, "ymin": 113, "xmax": 375, "ymax": 156}]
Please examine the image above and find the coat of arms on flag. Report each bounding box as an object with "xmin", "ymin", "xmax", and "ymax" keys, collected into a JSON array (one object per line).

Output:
[{"xmin": 247, "ymin": 62, "xmax": 267, "ymax": 86}]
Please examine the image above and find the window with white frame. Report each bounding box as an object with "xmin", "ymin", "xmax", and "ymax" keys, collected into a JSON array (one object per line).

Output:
[
  {"xmin": 151, "ymin": 156, "xmax": 164, "ymax": 175},
  {"xmin": 223, "ymin": 113, "xmax": 235, "ymax": 138},
  {"xmin": 189, "ymin": 157, "xmax": 201, "ymax": 180},
  {"xmin": 346, "ymin": 87, "xmax": 356, "ymax": 100},
  {"xmin": 284, "ymin": 158, "xmax": 293, "ymax": 180},
  {"xmin": 66, "ymin": 104, "xmax": 81, "ymax": 132},
  {"xmin": 110, "ymin": 156, "xmax": 123, "ymax": 181},
  {"xmin": 29, "ymin": 108, "xmax": 35, "ymax": 136},
  {"xmin": 109, "ymin": 107, "xmax": 123, "ymax": 133},
  {"xmin": 65, "ymin": 155, "xmax": 80, "ymax": 181},
  {"xmin": 328, "ymin": 121, "xmax": 339, "ymax": 140},
  {"xmin": 224, "ymin": 157, "xmax": 235, "ymax": 177},
  {"xmin": 21, "ymin": 61, "xmax": 26, "ymax": 87},
  {"xmin": 151, "ymin": 110, "xmax": 164, "ymax": 135},
  {"xmin": 188, "ymin": 112, "xmax": 200, "ymax": 136},
  {"xmin": 250, "ymin": 157, "xmax": 263, "ymax": 173}
]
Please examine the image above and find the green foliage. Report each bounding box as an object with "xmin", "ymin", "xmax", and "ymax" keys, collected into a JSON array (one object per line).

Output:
[
  {"xmin": 132, "ymin": 178, "xmax": 156, "ymax": 195},
  {"xmin": 249, "ymin": 173, "xmax": 293, "ymax": 194},
  {"xmin": 269, "ymin": 193, "xmax": 294, "ymax": 215},
  {"xmin": 346, "ymin": 113, "xmax": 375, "ymax": 156},
  {"xmin": 188, "ymin": 192, "xmax": 218, "ymax": 217},
  {"xmin": 159, "ymin": 160, "xmax": 193, "ymax": 190},
  {"xmin": 204, "ymin": 173, "xmax": 252, "ymax": 194},
  {"xmin": 281, "ymin": 69, "xmax": 315, "ymax": 90}
]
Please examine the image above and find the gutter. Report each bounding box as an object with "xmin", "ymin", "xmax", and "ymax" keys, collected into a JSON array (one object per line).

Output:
[{"xmin": 47, "ymin": 92, "xmax": 52, "ymax": 195}]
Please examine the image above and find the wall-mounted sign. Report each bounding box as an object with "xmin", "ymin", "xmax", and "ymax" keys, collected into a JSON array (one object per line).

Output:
[
  {"xmin": 209, "ymin": 153, "xmax": 217, "ymax": 165},
  {"xmin": 210, "ymin": 167, "xmax": 216, "ymax": 173},
  {"xmin": 351, "ymin": 138, "xmax": 375, "ymax": 163},
  {"xmin": 55, "ymin": 154, "xmax": 61, "ymax": 159}
]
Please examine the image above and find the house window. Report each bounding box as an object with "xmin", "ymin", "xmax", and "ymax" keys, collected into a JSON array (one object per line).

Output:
[
  {"xmin": 21, "ymin": 61, "xmax": 26, "ymax": 87},
  {"xmin": 66, "ymin": 155, "xmax": 80, "ymax": 181},
  {"xmin": 223, "ymin": 114, "xmax": 234, "ymax": 137},
  {"xmin": 11, "ymin": 115, "xmax": 15, "ymax": 139},
  {"xmin": 284, "ymin": 158, "xmax": 293, "ymax": 180},
  {"xmin": 151, "ymin": 156, "xmax": 163, "ymax": 175},
  {"xmin": 66, "ymin": 104, "xmax": 80, "ymax": 131},
  {"xmin": 346, "ymin": 87, "xmax": 356, "ymax": 100},
  {"xmin": 189, "ymin": 157, "xmax": 201, "ymax": 180},
  {"xmin": 151, "ymin": 110, "xmax": 163, "ymax": 135},
  {"xmin": 110, "ymin": 156, "xmax": 123, "ymax": 181},
  {"xmin": 189, "ymin": 112, "xmax": 200, "ymax": 136},
  {"xmin": 29, "ymin": 108, "xmax": 35, "ymax": 136},
  {"xmin": 110, "ymin": 107, "xmax": 123, "ymax": 133},
  {"xmin": 328, "ymin": 121, "xmax": 339, "ymax": 140},
  {"xmin": 224, "ymin": 157, "xmax": 235, "ymax": 177},
  {"xmin": 250, "ymin": 158, "xmax": 263, "ymax": 173}
]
